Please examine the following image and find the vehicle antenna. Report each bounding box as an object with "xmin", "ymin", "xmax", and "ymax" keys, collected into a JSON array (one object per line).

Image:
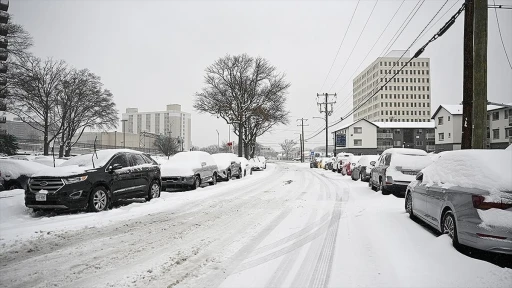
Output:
[{"xmin": 92, "ymin": 136, "xmax": 98, "ymax": 168}]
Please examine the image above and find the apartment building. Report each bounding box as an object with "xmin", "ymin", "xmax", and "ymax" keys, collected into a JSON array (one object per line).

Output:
[
  {"xmin": 431, "ymin": 104, "xmax": 512, "ymax": 152},
  {"xmin": 122, "ymin": 104, "xmax": 192, "ymax": 151},
  {"xmin": 331, "ymin": 119, "xmax": 435, "ymax": 155},
  {"xmin": 353, "ymin": 50, "xmax": 431, "ymax": 123}
]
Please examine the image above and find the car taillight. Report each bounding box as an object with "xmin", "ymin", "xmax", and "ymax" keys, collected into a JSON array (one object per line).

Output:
[{"xmin": 472, "ymin": 195, "xmax": 512, "ymax": 210}]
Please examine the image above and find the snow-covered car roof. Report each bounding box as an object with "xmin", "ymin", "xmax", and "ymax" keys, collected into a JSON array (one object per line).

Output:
[
  {"xmin": 59, "ymin": 149, "xmax": 142, "ymax": 168},
  {"xmin": 0, "ymin": 159, "xmax": 49, "ymax": 179},
  {"xmin": 358, "ymin": 155, "xmax": 379, "ymax": 167},
  {"xmin": 422, "ymin": 149, "xmax": 512, "ymax": 197},
  {"xmin": 382, "ymin": 148, "xmax": 428, "ymax": 156},
  {"xmin": 212, "ymin": 153, "xmax": 238, "ymax": 168}
]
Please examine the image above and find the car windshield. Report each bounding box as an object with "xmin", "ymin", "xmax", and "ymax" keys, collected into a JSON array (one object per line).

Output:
[{"xmin": 3, "ymin": 2, "xmax": 510, "ymax": 287}]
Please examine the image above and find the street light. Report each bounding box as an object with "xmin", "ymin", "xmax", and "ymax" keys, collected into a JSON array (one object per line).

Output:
[{"xmin": 216, "ymin": 129, "xmax": 219, "ymax": 152}]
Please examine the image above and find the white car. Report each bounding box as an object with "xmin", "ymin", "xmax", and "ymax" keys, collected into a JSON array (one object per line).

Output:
[
  {"xmin": 249, "ymin": 158, "xmax": 264, "ymax": 171},
  {"xmin": 334, "ymin": 153, "xmax": 354, "ymax": 173},
  {"xmin": 257, "ymin": 156, "xmax": 267, "ymax": 169},
  {"xmin": 238, "ymin": 157, "xmax": 253, "ymax": 177}
]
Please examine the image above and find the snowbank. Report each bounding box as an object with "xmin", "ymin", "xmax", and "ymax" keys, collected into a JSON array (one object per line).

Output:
[
  {"xmin": 0, "ymin": 159, "xmax": 49, "ymax": 179},
  {"xmin": 422, "ymin": 150, "xmax": 512, "ymax": 197}
]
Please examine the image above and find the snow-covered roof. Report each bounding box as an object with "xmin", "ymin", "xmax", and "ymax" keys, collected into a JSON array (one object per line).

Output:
[
  {"xmin": 487, "ymin": 103, "xmax": 512, "ymax": 112},
  {"xmin": 331, "ymin": 119, "xmax": 378, "ymax": 133},
  {"xmin": 432, "ymin": 103, "xmax": 511, "ymax": 119},
  {"xmin": 373, "ymin": 122, "xmax": 435, "ymax": 129},
  {"xmin": 382, "ymin": 148, "xmax": 428, "ymax": 156}
]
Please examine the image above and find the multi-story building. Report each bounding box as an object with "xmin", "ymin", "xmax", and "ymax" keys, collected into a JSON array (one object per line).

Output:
[
  {"xmin": 122, "ymin": 104, "xmax": 191, "ymax": 151},
  {"xmin": 331, "ymin": 119, "xmax": 435, "ymax": 155},
  {"xmin": 431, "ymin": 104, "xmax": 512, "ymax": 152},
  {"xmin": 353, "ymin": 50, "xmax": 431, "ymax": 123}
]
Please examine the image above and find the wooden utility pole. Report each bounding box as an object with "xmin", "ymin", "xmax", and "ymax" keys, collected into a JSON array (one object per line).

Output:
[
  {"xmin": 472, "ymin": 0, "xmax": 487, "ymax": 149},
  {"xmin": 316, "ymin": 93, "xmax": 337, "ymax": 156},
  {"xmin": 297, "ymin": 118, "xmax": 309, "ymax": 162},
  {"xmin": 462, "ymin": 0, "xmax": 474, "ymax": 149}
]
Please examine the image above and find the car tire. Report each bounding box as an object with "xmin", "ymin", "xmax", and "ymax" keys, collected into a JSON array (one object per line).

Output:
[
  {"xmin": 7, "ymin": 181, "xmax": 22, "ymax": 190},
  {"xmin": 209, "ymin": 173, "xmax": 217, "ymax": 185},
  {"xmin": 88, "ymin": 187, "xmax": 110, "ymax": 212},
  {"xmin": 441, "ymin": 210, "xmax": 459, "ymax": 246},
  {"xmin": 244, "ymin": 169, "xmax": 247, "ymax": 177},
  {"xmin": 405, "ymin": 193, "xmax": 416, "ymax": 220},
  {"xmin": 380, "ymin": 180, "xmax": 390, "ymax": 195},
  {"xmin": 226, "ymin": 170, "xmax": 231, "ymax": 181},
  {"xmin": 191, "ymin": 175, "xmax": 201, "ymax": 190},
  {"xmin": 236, "ymin": 168, "xmax": 242, "ymax": 179},
  {"xmin": 147, "ymin": 180, "xmax": 160, "ymax": 201}
]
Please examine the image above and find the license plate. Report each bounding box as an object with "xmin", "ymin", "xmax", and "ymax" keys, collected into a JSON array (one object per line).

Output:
[{"xmin": 36, "ymin": 193, "xmax": 47, "ymax": 201}]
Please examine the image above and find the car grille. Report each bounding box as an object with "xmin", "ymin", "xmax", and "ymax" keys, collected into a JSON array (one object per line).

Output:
[
  {"xmin": 402, "ymin": 170, "xmax": 419, "ymax": 176},
  {"xmin": 162, "ymin": 177, "xmax": 181, "ymax": 181},
  {"xmin": 29, "ymin": 177, "xmax": 64, "ymax": 193}
]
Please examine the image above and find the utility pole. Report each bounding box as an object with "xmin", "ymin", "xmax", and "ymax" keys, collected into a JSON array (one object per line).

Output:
[
  {"xmin": 296, "ymin": 118, "xmax": 308, "ymax": 162},
  {"xmin": 472, "ymin": 0, "xmax": 487, "ymax": 149},
  {"xmin": 121, "ymin": 119, "xmax": 127, "ymax": 148},
  {"xmin": 316, "ymin": 93, "xmax": 337, "ymax": 156},
  {"xmin": 462, "ymin": 0, "xmax": 474, "ymax": 149}
]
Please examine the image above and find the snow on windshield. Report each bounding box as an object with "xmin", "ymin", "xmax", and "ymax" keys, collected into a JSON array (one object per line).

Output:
[
  {"xmin": 212, "ymin": 153, "xmax": 236, "ymax": 168},
  {"xmin": 390, "ymin": 154, "xmax": 433, "ymax": 170},
  {"xmin": 60, "ymin": 149, "xmax": 138, "ymax": 168},
  {"xmin": 422, "ymin": 150, "xmax": 512, "ymax": 196}
]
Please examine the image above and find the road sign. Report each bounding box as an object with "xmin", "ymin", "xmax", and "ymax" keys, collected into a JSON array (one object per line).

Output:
[
  {"xmin": 336, "ymin": 134, "xmax": 346, "ymax": 147},
  {"xmin": 310, "ymin": 151, "xmax": 315, "ymax": 156}
]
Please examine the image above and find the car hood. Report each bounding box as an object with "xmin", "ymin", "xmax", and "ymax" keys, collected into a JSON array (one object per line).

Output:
[
  {"xmin": 161, "ymin": 162, "xmax": 198, "ymax": 177},
  {"xmin": 31, "ymin": 165, "xmax": 93, "ymax": 178}
]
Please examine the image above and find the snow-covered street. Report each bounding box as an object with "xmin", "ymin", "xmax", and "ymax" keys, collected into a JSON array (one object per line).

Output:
[{"xmin": 1, "ymin": 162, "xmax": 511, "ymax": 288}]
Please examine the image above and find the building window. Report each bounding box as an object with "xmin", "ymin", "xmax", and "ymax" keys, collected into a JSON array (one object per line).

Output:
[
  {"xmin": 354, "ymin": 127, "xmax": 362, "ymax": 134},
  {"xmin": 448, "ymin": 133, "xmax": 451, "ymax": 138},
  {"xmin": 448, "ymin": 116, "xmax": 451, "ymax": 121},
  {"xmin": 438, "ymin": 116, "xmax": 444, "ymax": 125},
  {"xmin": 493, "ymin": 129, "xmax": 500, "ymax": 139},
  {"xmin": 394, "ymin": 140, "xmax": 402, "ymax": 146},
  {"xmin": 505, "ymin": 109, "xmax": 509, "ymax": 119},
  {"xmin": 417, "ymin": 129, "xmax": 423, "ymax": 134},
  {"xmin": 354, "ymin": 139, "xmax": 362, "ymax": 146},
  {"xmin": 439, "ymin": 133, "xmax": 444, "ymax": 141},
  {"xmin": 492, "ymin": 111, "xmax": 499, "ymax": 121},
  {"xmin": 507, "ymin": 129, "xmax": 512, "ymax": 137},
  {"xmin": 416, "ymin": 141, "xmax": 423, "ymax": 146},
  {"xmin": 394, "ymin": 129, "xmax": 401, "ymax": 134}
]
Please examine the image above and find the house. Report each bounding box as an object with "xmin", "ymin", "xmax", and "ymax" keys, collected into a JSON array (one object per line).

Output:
[
  {"xmin": 487, "ymin": 105, "xmax": 512, "ymax": 149},
  {"xmin": 332, "ymin": 119, "xmax": 378, "ymax": 155}
]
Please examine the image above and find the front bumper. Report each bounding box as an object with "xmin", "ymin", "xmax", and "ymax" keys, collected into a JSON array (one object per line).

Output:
[
  {"xmin": 383, "ymin": 181, "xmax": 410, "ymax": 196},
  {"xmin": 162, "ymin": 176, "xmax": 195, "ymax": 190},
  {"xmin": 25, "ymin": 182, "xmax": 92, "ymax": 210}
]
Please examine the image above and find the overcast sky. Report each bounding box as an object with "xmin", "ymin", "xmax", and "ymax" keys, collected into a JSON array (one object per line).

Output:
[{"xmin": 11, "ymin": 0, "xmax": 512, "ymax": 151}]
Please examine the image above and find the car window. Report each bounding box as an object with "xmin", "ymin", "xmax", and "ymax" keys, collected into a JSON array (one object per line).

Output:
[
  {"xmin": 110, "ymin": 154, "xmax": 129, "ymax": 168},
  {"xmin": 384, "ymin": 154, "xmax": 391, "ymax": 166},
  {"xmin": 141, "ymin": 154, "xmax": 156, "ymax": 165},
  {"xmin": 129, "ymin": 154, "xmax": 146, "ymax": 166}
]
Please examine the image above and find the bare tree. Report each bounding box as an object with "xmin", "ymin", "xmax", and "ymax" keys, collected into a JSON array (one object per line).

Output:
[
  {"xmin": 194, "ymin": 54, "xmax": 290, "ymax": 157},
  {"xmin": 200, "ymin": 145, "xmax": 220, "ymax": 155},
  {"xmin": 280, "ymin": 139, "xmax": 297, "ymax": 160},
  {"xmin": 5, "ymin": 18, "xmax": 33, "ymax": 60},
  {"xmin": 154, "ymin": 134, "xmax": 179, "ymax": 159},
  {"xmin": 56, "ymin": 69, "xmax": 118, "ymax": 157},
  {"xmin": 7, "ymin": 56, "xmax": 67, "ymax": 155}
]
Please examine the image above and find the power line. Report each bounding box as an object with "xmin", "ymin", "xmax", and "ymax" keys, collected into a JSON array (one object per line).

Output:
[
  {"xmin": 319, "ymin": 0, "xmax": 362, "ymax": 92},
  {"xmin": 492, "ymin": 0, "xmax": 512, "ymax": 70},
  {"xmin": 328, "ymin": 0, "xmax": 380, "ymax": 92}
]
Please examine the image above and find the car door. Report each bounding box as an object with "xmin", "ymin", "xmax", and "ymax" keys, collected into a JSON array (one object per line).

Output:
[
  {"xmin": 425, "ymin": 184, "xmax": 445, "ymax": 225},
  {"xmin": 411, "ymin": 181, "xmax": 428, "ymax": 220},
  {"xmin": 128, "ymin": 153, "xmax": 150, "ymax": 197},
  {"xmin": 372, "ymin": 155, "xmax": 385, "ymax": 185},
  {"xmin": 108, "ymin": 153, "xmax": 135, "ymax": 199}
]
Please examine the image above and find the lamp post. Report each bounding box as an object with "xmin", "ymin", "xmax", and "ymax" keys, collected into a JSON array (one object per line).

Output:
[
  {"xmin": 216, "ymin": 129, "xmax": 220, "ymax": 152},
  {"xmin": 121, "ymin": 119, "xmax": 127, "ymax": 148}
]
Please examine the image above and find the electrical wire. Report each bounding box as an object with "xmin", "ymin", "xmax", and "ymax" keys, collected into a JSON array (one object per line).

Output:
[
  {"xmin": 492, "ymin": 0, "xmax": 512, "ymax": 70},
  {"xmin": 318, "ymin": 0, "xmax": 362, "ymax": 92},
  {"xmin": 327, "ymin": 0, "xmax": 380, "ymax": 92}
]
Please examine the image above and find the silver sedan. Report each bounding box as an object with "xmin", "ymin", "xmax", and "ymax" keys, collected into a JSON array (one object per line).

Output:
[{"xmin": 405, "ymin": 173, "xmax": 512, "ymax": 255}]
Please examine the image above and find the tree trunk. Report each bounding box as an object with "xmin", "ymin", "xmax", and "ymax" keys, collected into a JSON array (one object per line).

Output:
[
  {"xmin": 58, "ymin": 127, "xmax": 66, "ymax": 158},
  {"xmin": 244, "ymin": 142, "xmax": 250, "ymax": 159},
  {"xmin": 238, "ymin": 122, "xmax": 243, "ymax": 157}
]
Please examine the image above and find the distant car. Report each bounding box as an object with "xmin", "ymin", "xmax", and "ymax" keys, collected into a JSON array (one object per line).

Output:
[
  {"xmin": 405, "ymin": 150, "xmax": 512, "ymax": 254},
  {"xmin": 238, "ymin": 157, "xmax": 253, "ymax": 177},
  {"xmin": 310, "ymin": 158, "xmax": 318, "ymax": 168},
  {"xmin": 257, "ymin": 156, "xmax": 267, "ymax": 169},
  {"xmin": 0, "ymin": 159, "xmax": 48, "ymax": 190},
  {"xmin": 352, "ymin": 155, "xmax": 379, "ymax": 182},
  {"xmin": 212, "ymin": 153, "xmax": 242, "ymax": 181},
  {"xmin": 161, "ymin": 151, "xmax": 218, "ymax": 190},
  {"xmin": 250, "ymin": 158, "xmax": 265, "ymax": 171},
  {"xmin": 334, "ymin": 153, "xmax": 354, "ymax": 173},
  {"xmin": 342, "ymin": 155, "xmax": 361, "ymax": 176},
  {"xmin": 25, "ymin": 149, "xmax": 161, "ymax": 212},
  {"xmin": 369, "ymin": 148, "xmax": 432, "ymax": 196}
]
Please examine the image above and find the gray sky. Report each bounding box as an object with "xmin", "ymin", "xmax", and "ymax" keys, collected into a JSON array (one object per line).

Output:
[{"xmin": 11, "ymin": 0, "xmax": 512, "ymax": 151}]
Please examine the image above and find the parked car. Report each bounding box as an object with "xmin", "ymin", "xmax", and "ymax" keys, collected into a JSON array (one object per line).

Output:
[
  {"xmin": 0, "ymin": 159, "xmax": 48, "ymax": 190},
  {"xmin": 257, "ymin": 156, "xmax": 267, "ymax": 169},
  {"xmin": 405, "ymin": 150, "xmax": 512, "ymax": 254},
  {"xmin": 25, "ymin": 149, "xmax": 161, "ymax": 212},
  {"xmin": 334, "ymin": 153, "xmax": 354, "ymax": 173},
  {"xmin": 250, "ymin": 157, "xmax": 265, "ymax": 171},
  {"xmin": 352, "ymin": 155, "xmax": 379, "ymax": 182},
  {"xmin": 161, "ymin": 151, "xmax": 218, "ymax": 190},
  {"xmin": 310, "ymin": 158, "xmax": 318, "ymax": 168},
  {"xmin": 212, "ymin": 153, "xmax": 242, "ymax": 181},
  {"xmin": 369, "ymin": 148, "xmax": 432, "ymax": 196},
  {"xmin": 238, "ymin": 157, "xmax": 253, "ymax": 177},
  {"xmin": 342, "ymin": 155, "xmax": 361, "ymax": 176}
]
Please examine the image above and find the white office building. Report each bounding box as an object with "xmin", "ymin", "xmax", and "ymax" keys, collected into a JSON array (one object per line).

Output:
[
  {"xmin": 122, "ymin": 104, "xmax": 192, "ymax": 151},
  {"xmin": 353, "ymin": 50, "xmax": 431, "ymax": 123}
]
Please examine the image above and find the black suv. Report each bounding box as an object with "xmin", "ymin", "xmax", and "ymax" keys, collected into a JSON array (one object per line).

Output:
[{"xmin": 25, "ymin": 149, "xmax": 161, "ymax": 212}]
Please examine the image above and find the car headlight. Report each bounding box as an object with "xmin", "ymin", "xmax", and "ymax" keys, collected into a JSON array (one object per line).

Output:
[{"xmin": 63, "ymin": 175, "xmax": 88, "ymax": 184}]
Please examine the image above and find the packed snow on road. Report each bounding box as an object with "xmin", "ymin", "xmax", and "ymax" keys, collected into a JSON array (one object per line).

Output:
[{"xmin": 0, "ymin": 163, "xmax": 511, "ymax": 288}]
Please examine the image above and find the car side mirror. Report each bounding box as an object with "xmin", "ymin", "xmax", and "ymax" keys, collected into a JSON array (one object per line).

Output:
[
  {"xmin": 201, "ymin": 162, "xmax": 207, "ymax": 167},
  {"xmin": 370, "ymin": 161, "xmax": 376, "ymax": 166},
  {"xmin": 416, "ymin": 172, "xmax": 423, "ymax": 181},
  {"xmin": 108, "ymin": 163, "xmax": 123, "ymax": 172},
  {"xmin": 231, "ymin": 161, "xmax": 236, "ymax": 165}
]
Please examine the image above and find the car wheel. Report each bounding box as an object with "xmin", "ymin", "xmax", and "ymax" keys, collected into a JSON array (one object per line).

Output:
[
  {"xmin": 236, "ymin": 168, "xmax": 242, "ymax": 179},
  {"xmin": 244, "ymin": 169, "xmax": 247, "ymax": 177},
  {"xmin": 441, "ymin": 210, "xmax": 459, "ymax": 246},
  {"xmin": 191, "ymin": 175, "xmax": 201, "ymax": 190},
  {"xmin": 380, "ymin": 180, "xmax": 390, "ymax": 195},
  {"xmin": 405, "ymin": 193, "xmax": 416, "ymax": 219},
  {"xmin": 8, "ymin": 181, "xmax": 22, "ymax": 190},
  {"xmin": 147, "ymin": 180, "xmax": 160, "ymax": 201},
  {"xmin": 209, "ymin": 173, "xmax": 217, "ymax": 185},
  {"xmin": 226, "ymin": 170, "xmax": 231, "ymax": 181},
  {"xmin": 89, "ymin": 187, "xmax": 109, "ymax": 212}
]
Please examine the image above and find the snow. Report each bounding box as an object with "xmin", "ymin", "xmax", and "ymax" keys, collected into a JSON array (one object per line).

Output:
[
  {"xmin": 160, "ymin": 161, "xmax": 198, "ymax": 177},
  {"xmin": 32, "ymin": 156, "xmax": 67, "ymax": 167},
  {"xmin": 382, "ymin": 148, "xmax": 428, "ymax": 156},
  {"xmin": 440, "ymin": 104, "xmax": 463, "ymax": 115},
  {"xmin": 478, "ymin": 209, "xmax": 512, "ymax": 230},
  {"xmin": 0, "ymin": 159, "xmax": 49, "ymax": 179},
  {"xmin": 422, "ymin": 150, "xmax": 512, "ymax": 197},
  {"xmin": 31, "ymin": 165, "xmax": 94, "ymax": 177},
  {"xmin": 358, "ymin": 155, "xmax": 379, "ymax": 167},
  {"xmin": 59, "ymin": 149, "xmax": 140, "ymax": 168},
  {"xmin": 373, "ymin": 121, "xmax": 435, "ymax": 129},
  {"xmin": 212, "ymin": 153, "xmax": 239, "ymax": 169}
]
